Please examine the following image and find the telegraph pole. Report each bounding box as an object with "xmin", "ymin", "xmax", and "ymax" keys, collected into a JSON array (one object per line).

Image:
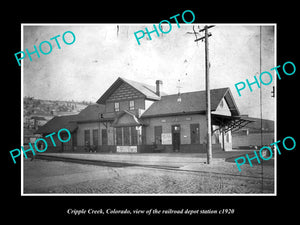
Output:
[
  {"xmin": 259, "ymin": 26, "xmax": 264, "ymax": 193},
  {"xmin": 194, "ymin": 25, "xmax": 215, "ymax": 164}
]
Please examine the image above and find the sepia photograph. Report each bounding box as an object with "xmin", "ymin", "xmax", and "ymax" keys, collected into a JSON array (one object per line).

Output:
[{"xmin": 21, "ymin": 23, "xmax": 276, "ymax": 195}]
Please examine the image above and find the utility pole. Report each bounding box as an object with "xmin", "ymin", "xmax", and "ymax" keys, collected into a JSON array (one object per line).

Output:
[
  {"xmin": 194, "ymin": 25, "xmax": 215, "ymax": 164},
  {"xmin": 259, "ymin": 26, "xmax": 264, "ymax": 193}
]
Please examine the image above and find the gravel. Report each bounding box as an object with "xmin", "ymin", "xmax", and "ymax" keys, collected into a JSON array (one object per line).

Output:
[{"xmin": 23, "ymin": 158, "xmax": 274, "ymax": 194}]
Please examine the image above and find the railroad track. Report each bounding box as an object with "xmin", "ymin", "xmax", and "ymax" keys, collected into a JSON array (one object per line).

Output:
[{"xmin": 35, "ymin": 154, "xmax": 274, "ymax": 181}]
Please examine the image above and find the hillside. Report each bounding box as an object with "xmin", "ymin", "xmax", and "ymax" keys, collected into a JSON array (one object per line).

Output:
[
  {"xmin": 23, "ymin": 97, "xmax": 91, "ymax": 133},
  {"xmin": 24, "ymin": 97, "xmax": 91, "ymax": 116}
]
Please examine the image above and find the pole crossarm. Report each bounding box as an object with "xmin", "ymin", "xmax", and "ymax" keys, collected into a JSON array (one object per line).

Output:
[
  {"xmin": 194, "ymin": 25, "xmax": 215, "ymax": 42},
  {"xmin": 194, "ymin": 33, "xmax": 212, "ymax": 42},
  {"xmin": 198, "ymin": 25, "xmax": 215, "ymax": 33}
]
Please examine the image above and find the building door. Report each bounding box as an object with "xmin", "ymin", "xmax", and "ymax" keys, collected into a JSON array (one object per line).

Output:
[
  {"xmin": 92, "ymin": 129, "xmax": 98, "ymax": 146},
  {"xmin": 84, "ymin": 130, "xmax": 90, "ymax": 146},
  {"xmin": 101, "ymin": 129, "xmax": 108, "ymax": 146},
  {"xmin": 190, "ymin": 124, "xmax": 200, "ymax": 144},
  {"xmin": 154, "ymin": 126, "xmax": 162, "ymax": 145},
  {"xmin": 92, "ymin": 129, "xmax": 98, "ymax": 152},
  {"xmin": 172, "ymin": 125, "xmax": 180, "ymax": 152}
]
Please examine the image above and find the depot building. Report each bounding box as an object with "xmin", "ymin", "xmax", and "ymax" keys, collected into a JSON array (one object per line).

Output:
[{"xmin": 36, "ymin": 77, "xmax": 251, "ymax": 153}]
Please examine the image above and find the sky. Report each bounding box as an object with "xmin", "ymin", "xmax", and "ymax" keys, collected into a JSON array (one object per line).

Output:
[{"xmin": 23, "ymin": 24, "xmax": 275, "ymax": 120}]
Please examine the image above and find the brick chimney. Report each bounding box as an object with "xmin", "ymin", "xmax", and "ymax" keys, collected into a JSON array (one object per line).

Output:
[{"xmin": 155, "ymin": 80, "xmax": 163, "ymax": 96}]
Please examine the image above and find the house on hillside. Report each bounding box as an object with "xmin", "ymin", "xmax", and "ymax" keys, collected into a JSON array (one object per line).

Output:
[{"xmin": 36, "ymin": 77, "xmax": 251, "ymax": 153}]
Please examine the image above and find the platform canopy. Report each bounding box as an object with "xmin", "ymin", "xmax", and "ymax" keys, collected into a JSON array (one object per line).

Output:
[{"xmin": 212, "ymin": 114, "xmax": 254, "ymax": 134}]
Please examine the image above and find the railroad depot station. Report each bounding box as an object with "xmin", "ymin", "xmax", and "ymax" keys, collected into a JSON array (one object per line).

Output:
[{"xmin": 36, "ymin": 77, "xmax": 252, "ymax": 153}]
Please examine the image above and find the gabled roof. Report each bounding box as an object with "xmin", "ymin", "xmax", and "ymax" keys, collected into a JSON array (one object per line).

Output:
[
  {"xmin": 96, "ymin": 77, "xmax": 162, "ymax": 104},
  {"xmin": 76, "ymin": 104, "xmax": 107, "ymax": 123},
  {"xmin": 112, "ymin": 110, "xmax": 144, "ymax": 127},
  {"xmin": 141, "ymin": 87, "xmax": 240, "ymax": 118},
  {"xmin": 35, "ymin": 104, "xmax": 110, "ymax": 134},
  {"xmin": 35, "ymin": 114, "xmax": 78, "ymax": 134}
]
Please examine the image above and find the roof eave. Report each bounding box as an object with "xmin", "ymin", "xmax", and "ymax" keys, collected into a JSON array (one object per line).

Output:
[
  {"xmin": 224, "ymin": 88, "xmax": 240, "ymax": 116},
  {"xmin": 141, "ymin": 110, "xmax": 206, "ymax": 118},
  {"xmin": 96, "ymin": 77, "xmax": 161, "ymax": 104},
  {"xmin": 76, "ymin": 118, "xmax": 114, "ymax": 123}
]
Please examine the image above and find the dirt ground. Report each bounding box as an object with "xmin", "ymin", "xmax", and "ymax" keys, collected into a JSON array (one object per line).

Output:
[{"xmin": 23, "ymin": 152, "xmax": 275, "ymax": 194}]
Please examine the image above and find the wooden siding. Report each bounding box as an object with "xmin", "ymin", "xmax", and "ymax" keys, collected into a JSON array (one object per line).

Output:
[{"xmin": 106, "ymin": 82, "xmax": 144, "ymax": 102}]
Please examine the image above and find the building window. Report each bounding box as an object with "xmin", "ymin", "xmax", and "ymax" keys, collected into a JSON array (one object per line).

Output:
[
  {"xmin": 116, "ymin": 127, "xmax": 122, "ymax": 145},
  {"xmin": 92, "ymin": 129, "xmax": 98, "ymax": 146},
  {"xmin": 102, "ymin": 129, "xmax": 108, "ymax": 145},
  {"xmin": 123, "ymin": 127, "xmax": 130, "ymax": 145},
  {"xmin": 129, "ymin": 100, "xmax": 135, "ymax": 110},
  {"xmin": 190, "ymin": 124, "xmax": 200, "ymax": 144},
  {"xmin": 154, "ymin": 126, "xmax": 162, "ymax": 145},
  {"xmin": 84, "ymin": 129, "xmax": 90, "ymax": 146},
  {"xmin": 131, "ymin": 126, "xmax": 138, "ymax": 145},
  {"xmin": 114, "ymin": 102, "xmax": 120, "ymax": 112}
]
